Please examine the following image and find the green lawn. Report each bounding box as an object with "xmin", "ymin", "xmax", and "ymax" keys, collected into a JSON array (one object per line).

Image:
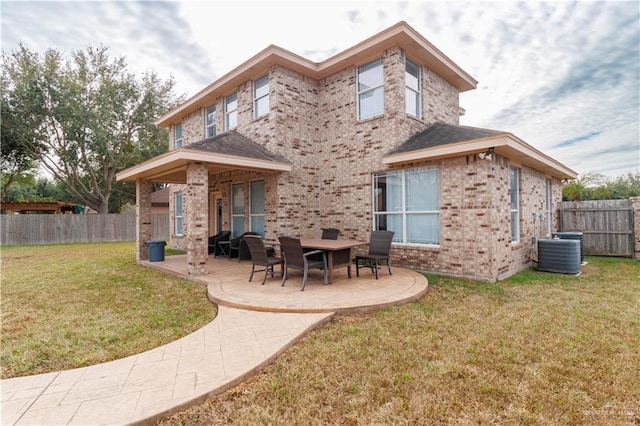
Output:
[
  {"xmin": 0, "ymin": 242, "xmax": 216, "ymax": 379},
  {"xmin": 159, "ymin": 256, "xmax": 640, "ymax": 425}
]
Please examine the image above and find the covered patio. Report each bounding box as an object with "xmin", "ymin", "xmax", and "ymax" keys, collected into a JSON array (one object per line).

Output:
[{"xmin": 142, "ymin": 255, "xmax": 429, "ymax": 314}]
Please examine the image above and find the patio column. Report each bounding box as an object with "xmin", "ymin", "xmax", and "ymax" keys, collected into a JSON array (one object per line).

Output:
[
  {"xmin": 186, "ymin": 162, "xmax": 209, "ymax": 276},
  {"xmin": 136, "ymin": 179, "xmax": 153, "ymax": 262}
]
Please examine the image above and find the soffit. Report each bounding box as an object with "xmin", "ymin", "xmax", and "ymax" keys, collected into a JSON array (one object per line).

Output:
[
  {"xmin": 116, "ymin": 132, "xmax": 292, "ymax": 183},
  {"xmin": 384, "ymin": 124, "xmax": 578, "ymax": 180},
  {"xmin": 157, "ymin": 21, "xmax": 477, "ymax": 127}
]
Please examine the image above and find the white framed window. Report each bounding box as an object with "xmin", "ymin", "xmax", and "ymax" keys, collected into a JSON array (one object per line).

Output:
[
  {"xmin": 357, "ymin": 58, "xmax": 384, "ymax": 120},
  {"xmin": 174, "ymin": 192, "xmax": 183, "ymax": 235},
  {"xmin": 253, "ymin": 75, "xmax": 269, "ymax": 118},
  {"xmin": 405, "ymin": 57, "xmax": 421, "ymax": 118},
  {"xmin": 231, "ymin": 183, "xmax": 244, "ymax": 237},
  {"xmin": 373, "ymin": 167, "xmax": 439, "ymax": 245},
  {"xmin": 205, "ymin": 105, "xmax": 216, "ymax": 137},
  {"xmin": 545, "ymin": 178, "xmax": 552, "ymax": 236},
  {"xmin": 510, "ymin": 167, "xmax": 520, "ymax": 243},
  {"xmin": 250, "ymin": 180, "xmax": 265, "ymax": 237},
  {"xmin": 225, "ymin": 92, "xmax": 238, "ymax": 130},
  {"xmin": 174, "ymin": 122, "xmax": 183, "ymax": 148}
]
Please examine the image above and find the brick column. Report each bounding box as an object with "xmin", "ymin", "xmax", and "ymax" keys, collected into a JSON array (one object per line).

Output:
[
  {"xmin": 630, "ymin": 197, "xmax": 640, "ymax": 260},
  {"xmin": 185, "ymin": 162, "xmax": 209, "ymax": 276},
  {"xmin": 136, "ymin": 179, "xmax": 153, "ymax": 262}
]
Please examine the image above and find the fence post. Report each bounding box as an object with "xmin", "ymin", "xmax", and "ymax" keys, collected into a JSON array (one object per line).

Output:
[{"xmin": 630, "ymin": 197, "xmax": 640, "ymax": 260}]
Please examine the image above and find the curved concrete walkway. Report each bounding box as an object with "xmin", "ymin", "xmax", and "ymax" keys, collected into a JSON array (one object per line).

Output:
[{"xmin": 1, "ymin": 256, "xmax": 428, "ymax": 425}]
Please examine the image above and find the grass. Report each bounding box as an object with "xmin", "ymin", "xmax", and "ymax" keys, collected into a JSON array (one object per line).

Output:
[
  {"xmin": 159, "ymin": 256, "xmax": 640, "ymax": 425},
  {"xmin": 0, "ymin": 242, "xmax": 216, "ymax": 379}
]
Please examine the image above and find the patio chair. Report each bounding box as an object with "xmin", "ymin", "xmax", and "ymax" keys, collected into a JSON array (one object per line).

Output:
[
  {"xmin": 208, "ymin": 230, "xmax": 231, "ymax": 256},
  {"xmin": 244, "ymin": 235, "xmax": 284, "ymax": 285},
  {"xmin": 355, "ymin": 230, "xmax": 394, "ymax": 279},
  {"xmin": 229, "ymin": 231, "xmax": 259, "ymax": 261},
  {"xmin": 279, "ymin": 236, "xmax": 328, "ymax": 291},
  {"xmin": 321, "ymin": 228, "xmax": 340, "ymax": 239}
]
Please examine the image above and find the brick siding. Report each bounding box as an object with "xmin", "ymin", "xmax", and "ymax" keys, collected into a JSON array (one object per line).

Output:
[{"xmin": 167, "ymin": 46, "xmax": 561, "ymax": 281}]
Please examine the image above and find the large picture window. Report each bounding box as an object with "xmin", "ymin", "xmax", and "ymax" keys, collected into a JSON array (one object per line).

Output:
[
  {"xmin": 225, "ymin": 92, "xmax": 238, "ymax": 130},
  {"xmin": 250, "ymin": 180, "xmax": 265, "ymax": 237},
  {"xmin": 174, "ymin": 192, "xmax": 183, "ymax": 235},
  {"xmin": 205, "ymin": 105, "xmax": 216, "ymax": 137},
  {"xmin": 231, "ymin": 183, "xmax": 245, "ymax": 237},
  {"xmin": 374, "ymin": 167, "xmax": 439, "ymax": 244},
  {"xmin": 357, "ymin": 58, "xmax": 384, "ymax": 120},
  {"xmin": 253, "ymin": 75, "xmax": 269, "ymax": 118},
  {"xmin": 510, "ymin": 167, "xmax": 520, "ymax": 243},
  {"xmin": 405, "ymin": 57, "xmax": 421, "ymax": 118}
]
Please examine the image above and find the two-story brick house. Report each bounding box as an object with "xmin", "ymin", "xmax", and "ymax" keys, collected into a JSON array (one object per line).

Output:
[{"xmin": 117, "ymin": 21, "xmax": 577, "ymax": 282}]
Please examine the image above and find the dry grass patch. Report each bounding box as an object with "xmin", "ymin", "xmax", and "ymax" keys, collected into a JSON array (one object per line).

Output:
[
  {"xmin": 1, "ymin": 242, "xmax": 216, "ymax": 378},
  {"xmin": 159, "ymin": 257, "xmax": 639, "ymax": 425}
]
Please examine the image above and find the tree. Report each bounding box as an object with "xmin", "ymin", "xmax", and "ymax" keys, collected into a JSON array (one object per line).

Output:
[
  {"xmin": 563, "ymin": 171, "xmax": 640, "ymax": 200},
  {"xmin": 1, "ymin": 44, "xmax": 182, "ymax": 213},
  {"xmin": 0, "ymin": 69, "xmax": 41, "ymax": 201}
]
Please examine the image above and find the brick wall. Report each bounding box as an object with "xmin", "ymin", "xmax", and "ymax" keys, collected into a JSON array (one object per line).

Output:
[{"xmin": 165, "ymin": 46, "xmax": 559, "ymax": 281}]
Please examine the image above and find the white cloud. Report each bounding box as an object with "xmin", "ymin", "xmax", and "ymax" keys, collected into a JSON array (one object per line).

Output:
[{"xmin": 2, "ymin": 0, "xmax": 638, "ymax": 179}]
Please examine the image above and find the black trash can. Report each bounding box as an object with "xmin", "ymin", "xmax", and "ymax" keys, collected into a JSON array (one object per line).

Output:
[{"xmin": 146, "ymin": 240, "xmax": 166, "ymax": 262}]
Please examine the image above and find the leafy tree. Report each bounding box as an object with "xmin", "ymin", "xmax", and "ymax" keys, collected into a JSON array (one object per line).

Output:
[
  {"xmin": 0, "ymin": 70, "xmax": 42, "ymax": 201},
  {"xmin": 563, "ymin": 171, "xmax": 640, "ymax": 200},
  {"xmin": 1, "ymin": 44, "xmax": 182, "ymax": 213}
]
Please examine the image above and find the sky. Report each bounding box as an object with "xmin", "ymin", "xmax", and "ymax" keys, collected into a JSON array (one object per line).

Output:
[{"xmin": 2, "ymin": 0, "xmax": 639, "ymax": 180}]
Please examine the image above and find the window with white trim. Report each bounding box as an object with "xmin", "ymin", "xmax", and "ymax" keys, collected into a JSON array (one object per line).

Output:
[
  {"xmin": 373, "ymin": 167, "xmax": 439, "ymax": 244},
  {"xmin": 545, "ymin": 178, "xmax": 552, "ymax": 236},
  {"xmin": 405, "ymin": 57, "xmax": 421, "ymax": 118},
  {"xmin": 174, "ymin": 192, "xmax": 183, "ymax": 235},
  {"xmin": 225, "ymin": 92, "xmax": 238, "ymax": 130},
  {"xmin": 231, "ymin": 183, "xmax": 244, "ymax": 237},
  {"xmin": 205, "ymin": 105, "xmax": 216, "ymax": 137},
  {"xmin": 250, "ymin": 180, "xmax": 265, "ymax": 237},
  {"xmin": 510, "ymin": 167, "xmax": 520, "ymax": 243},
  {"xmin": 253, "ymin": 75, "xmax": 269, "ymax": 118},
  {"xmin": 174, "ymin": 122, "xmax": 183, "ymax": 148},
  {"xmin": 357, "ymin": 58, "xmax": 384, "ymax": 120}
]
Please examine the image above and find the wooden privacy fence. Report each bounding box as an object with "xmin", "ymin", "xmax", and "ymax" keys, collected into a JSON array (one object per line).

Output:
[
  {"xmin": 559, "ymin": 199, "xmax": 635, "ymax": 257},
  {"xmin": 0, "ymin": 213, "xmax": 170, "ymax": 245}
]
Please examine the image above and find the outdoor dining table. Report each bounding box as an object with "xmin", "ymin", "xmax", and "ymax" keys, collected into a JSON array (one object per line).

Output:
[{"xmin": 298, "ymin": 238, "xmax": 367, "ymax": 284}]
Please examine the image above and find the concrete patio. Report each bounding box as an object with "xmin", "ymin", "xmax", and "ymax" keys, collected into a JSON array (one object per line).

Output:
[{"xmin": 1, "ymin": 255, "xmax": 428, "ymax": 425}]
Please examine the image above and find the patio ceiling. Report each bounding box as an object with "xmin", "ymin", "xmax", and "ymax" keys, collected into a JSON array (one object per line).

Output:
[{"xmin": 117, "ymin": 131, "xmax": 293, "ymax": 183}]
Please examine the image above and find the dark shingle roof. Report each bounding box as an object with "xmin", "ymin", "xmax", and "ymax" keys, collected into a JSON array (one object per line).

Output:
[
  {"xmin": 184, "ymin": 131, "xmax": 290, "ymax": 164},
  {"xmin": 386, "ymin": 123, "xmax": 506, "ymax": 155}
]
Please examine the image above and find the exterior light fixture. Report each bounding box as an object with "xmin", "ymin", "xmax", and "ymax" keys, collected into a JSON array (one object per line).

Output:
[{"xmin": 478, "ymin": 147, "xmax": 495, "ymax": 160}]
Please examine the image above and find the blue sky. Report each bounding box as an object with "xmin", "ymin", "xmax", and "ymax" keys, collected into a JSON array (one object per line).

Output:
[{"xmin": 2, "ymin": 0, "xmax": 639, "ymax": 179}]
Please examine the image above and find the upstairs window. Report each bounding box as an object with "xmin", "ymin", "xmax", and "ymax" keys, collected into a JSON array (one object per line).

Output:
[
  {"xmin": 405, "ymin": 57, "xmax": 421, "ymax": 118},
  {"xmin": 205, "ymin": 105, "xmax": 216, "ymax": 137},
  {"xmin": 510, "ymin": 167, "xmax": 520, "ymax": 243},
  {"xmin": 253, "ymin": 75, "xmax": 269, "ymax": 118},
  {"xmin": 225, "ymin": 92, "xmax": 238, "ymax": 130},
  {"xmin": 174, "ymin": 122, "xmax": 183, "ymax": 148},
  {"xmin": 357, "ymin": 58, "xmax": 384, "ymax": 120}
]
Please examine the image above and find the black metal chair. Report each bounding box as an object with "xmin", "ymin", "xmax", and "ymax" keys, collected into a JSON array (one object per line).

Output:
[
  {"xmin": 229, "ymin": 231, "xmax": 259, "ymax": 261},
  {"xmin": 355, "ymin": 230, "xmax": 394, "ymax": 279},
  {"xmin": 208, "ymin": 230, "xmax": 231, "ymax": 256},
  {"xmin": 278, "ymin": 236, "xmax": 328, "ymax": 291},
  {"xmin": 321, "ymin": 228, "xmax": 340, "ymax": 239},
  {"xmin": 244, "ymin": 235, "xmax": 283, "ymax": 285}
]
